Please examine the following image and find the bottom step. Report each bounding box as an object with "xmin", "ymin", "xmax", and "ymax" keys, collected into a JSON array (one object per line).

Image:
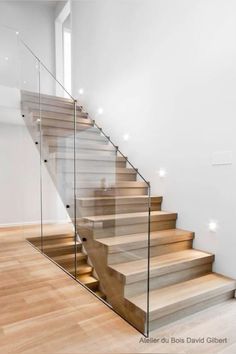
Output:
[{"xmin": 127, "ymin": 273, "xmax": 236, "ymax": 332}]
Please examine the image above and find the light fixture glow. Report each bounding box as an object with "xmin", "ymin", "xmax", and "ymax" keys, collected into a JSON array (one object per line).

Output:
[
  {"xmin": 4, "ymin": 57, "xmax": 9, "ymax": 61},
  {"xmin": 123, "ymin": 133, "xmax": 130, "ymax": 141},
  {"xmin": 208, "ymin": 220, "xmax": 218, "ymax": 232},
  {"xmin": 158, "ymin": 168, "xmax": 166, "ymax": 178},
  {"xmin": 78, "ymin": 88, "xmax": 84, "ymax": 95},
  {"xmin": 36, "ymin": 118, "xmax": 41, "ymax": 123},
  {"xmin": 16, "ymin": 31, "xmax": 19, "ymax": 36},
  {"xmin": 97, "ymin": 107, "xmax": 104, "ymax": 115},
  {"xmin": 23, "ymin": 80, "xmax": 27, "ymax": 84}
]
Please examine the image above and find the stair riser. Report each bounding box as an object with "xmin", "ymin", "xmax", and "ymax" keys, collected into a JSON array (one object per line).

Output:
[
  {"xmin": 53, "ymin": 160, "xmax": 127, "ymax": 171},
  {"xmin": 27, "ymin": 235, "xmax": 74, "ymax": 244},
  {"xmin": 41, "ymin": 126, "xmax": 99, "ymax": 136},
  {"xmin": 149, "ymin": 291, "xmax": 235, "ymax": 332},
  {"xmin": 44, "ymin": 135, "xmax": 108, "ymax": 145},
  {"xmin": 75, "ymin": 174, "xmax": 137, "ymax": 182},
  {"xmin": 43, "ymin": 246, "xmax": 78, "ymax": 257},
  {"xmin": 107, "ymin": 240, "xmax": 192, "ymax": 264},
  {"xmin": 78, "ymin": 279, "xmax": 99, "ymax": 291},
  {"xmin": 41, "ymin": 128, "xmax": 100, "ymax": 138},
  {"xmin": 54, "ymin": 257, "xmax": 87, "ymax": 267},
  {"xmin": 33, "ymin": 111, "xmax": 88, "ymax": 120},
  {"xmin": 23, "ymin": 97, "xmax": 76, "ymax": 109},
  {"xmin": 49, "ymin": 146, "xmax": 117, "ymax": 157},
  {"xmin": 78, "ymin": 203, "xmax": 161, "ymax": 217},
  {"xmin": 76, "ymin": 188, "xmax": 148, "ymax": 198},
  {"xmin": 24, "ymin": 101, "xmax": 81, "ymax": 115},
  {"xmin": 35, "ymin": 119, "xmax": 93, "ymax": 131},
  {"xmin": 124, "ymin": 263, "xmax": 213, "ymax": 297}
]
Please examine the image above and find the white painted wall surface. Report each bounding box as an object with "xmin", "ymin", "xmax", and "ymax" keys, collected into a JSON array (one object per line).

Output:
[
  {"xmin": 71, "ymin": 0, "xmax": 236, "ymax": 278},
  {"xmin": 0, "ymin": 121, "xmax": 69, "ymax": 226},
  {"xmin": 0, "ymin": 1, "xmax": 55, "ymax": 72},
  {"xmin": 0, "ymin": 85, "xmax": 69, "ymax": 227}
]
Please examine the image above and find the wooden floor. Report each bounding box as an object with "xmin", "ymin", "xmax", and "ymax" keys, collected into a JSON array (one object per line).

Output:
[{"xmin": 0, "ymin": 225, "xmax": 235, "ymax": 354}]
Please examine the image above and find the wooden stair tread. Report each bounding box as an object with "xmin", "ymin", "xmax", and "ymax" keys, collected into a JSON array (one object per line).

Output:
[
  {"xmin": 41, "ymin": 241, "xmax": 76, "ymax": 250},
  {"xmin": 97, "ymin": 229, "xmax": 193, "ymax": 252},
  {"xmin": 53, "ymin": 252, "xmax": 86, "ymax": 262},
  {"xmin": 128, "ymin": 273, "xmax": 236, "ymax": 315},
  {"xmin": 94, "ymin": 290, "xmax": 106, "ymax": 300},
  {"xmin": 78, "ymin": 275, "xmax": 99, "ymax": 288},
  {"xmin": 85, "ymin": 210, "xmax": 176, "ymax": 223},
  {"xmin": 66, "ymin": 264, "xmax": 93, "ymax": 275},
  {"xmin": 110, "ymin": 249, "xmax": 214, "ymax": 282}
]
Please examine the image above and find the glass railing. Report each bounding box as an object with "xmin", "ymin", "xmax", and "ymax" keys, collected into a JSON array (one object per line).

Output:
[{"xmin": 0, "ymin": 26, "xmax": 151, "ymax": 336}]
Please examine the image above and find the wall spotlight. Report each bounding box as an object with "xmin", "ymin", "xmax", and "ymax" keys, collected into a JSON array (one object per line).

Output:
[
  {"xmin": 97, "ymin": 107, "xmax": 104, "ymax": 115},
  {"xmin": 208, "ymin": 220, "xmax": 218, "ymax": 232},
  {"xmin": 123, "ymin": 133, "xmax": 130, "ymax": 141},
  {"xmin": 158, "ymin": 168, "xmax": 166, "ymax": 178},
  {"xmin": 78, "ymin": 88, "xmax": 84, "ymax": 95}
]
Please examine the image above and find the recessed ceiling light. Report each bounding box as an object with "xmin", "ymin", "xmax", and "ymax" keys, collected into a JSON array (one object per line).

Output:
[{"xmin": 78, "ymin": 88, "xmax": 84, "ymax": 95}]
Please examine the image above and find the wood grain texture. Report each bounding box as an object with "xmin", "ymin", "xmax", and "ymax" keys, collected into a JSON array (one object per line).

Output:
[{"xmin": 0, "ymin": 225, "xmax": 236, "ymax": 354}]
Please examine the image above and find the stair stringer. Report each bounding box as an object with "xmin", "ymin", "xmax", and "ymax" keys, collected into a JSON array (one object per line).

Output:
[{"xmin": 77, "ymin": 223, "xmax": 147, "ymax": 333}]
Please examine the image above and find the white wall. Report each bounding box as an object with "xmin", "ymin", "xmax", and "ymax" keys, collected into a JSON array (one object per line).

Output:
[
  {"xmin": 0, "ymin": 1, "xmax": 55, "ymax": 73},
  {"xmin": 0, "ymin": 1, "xmax": 69, "ymax": 228},
  {"xmin": 71, "ymin": 0, "xmax": 236, "ymax": 278},
  {"xmin": 0, "ymin": 121, "xmax": 69, "ymax": 227}
]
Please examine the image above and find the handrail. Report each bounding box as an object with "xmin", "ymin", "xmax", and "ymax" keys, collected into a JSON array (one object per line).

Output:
[{"xmin": 1, "ymin": 25, "xmax": 150, "ymax": 188}]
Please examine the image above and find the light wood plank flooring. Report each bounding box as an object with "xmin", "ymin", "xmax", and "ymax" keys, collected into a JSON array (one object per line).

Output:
[{"xmin": 0, "ymin": 224, "xmax": 235, "ymax": 354}]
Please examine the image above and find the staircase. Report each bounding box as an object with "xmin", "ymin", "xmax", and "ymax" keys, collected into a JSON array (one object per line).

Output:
[{"xmin": 22, "ymin": 91, "xmax": 236, "ymax": 335}]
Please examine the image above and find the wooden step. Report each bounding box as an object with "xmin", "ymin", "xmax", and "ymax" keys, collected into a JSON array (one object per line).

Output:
[
  {"xmin": 78, "ymin": 211, "xmax": 177, "ymax": 244},
  {"xmin": 84, "ymin": 210, "xmax": 177, "ymax": 229},
  {"xmin": 97, "ymin": 228, "xmax": 193, "ymax": 264},
  {"xmin": 41, "ymin": 127, "xmax": 100, "ymax": 139},
  {"xmin": 32, "ymin": 113, "xmax": 92, "ymax": 125},
  {"xmin": 32, "ymin": 109, "xmax": 89, "ymax": 120},
  {"xmin": 110, "ymin": 249, "xmax": 214, "ymax": 295},
  {"xmin": 53, "ymin": 151, "xmax": 121, "ymax": 161},
  {"xmin": 27, "ymin": 232, "xmax": 74, "ymax": 244},
  {"xmin": 42, "ymin": 241, "xmax": 81, "ymax": 257},
  {"xmin": 53, "ymin": 252, "xmax": 87, "ymax": 265},
  {"xmin": 47, "ymin": 140, "xmax": 114, "ymax": 154},
  {"xmin": 43, "ymin": 132, "xmax": 108, "ymax": 144},
  {"xmin": 127, "ymin": 273, "xmax": 236, "ymax": 331},
  {"xmin": 110, "ymin": 249, "xmax": 214, "ymax": 284},
  {"xmin": 77, "ymin": 274, "xmax": 99, "ymax": 290},
  {"xmin": 66, "ymin": 263, "xmax": 93, "ymax": 276},
  {"xmin": 52, "ymin": 155, "xmax": 127, "ymax": 171},
  {"xmin": 21, "ymin": 90, "xmax": 76, "ymax": 105},
  {"xmin": 94, "ymin": 290, "xmax": 106, "ymax": 300},
  {"xmin": 97, "ymin": 229, "xmax": 193, "ymax": 253},
  {"xmin": 35, "ymin": 118, "xmax": 95, "ymax": 131},
  {"xmin": 77, "ymin": 195, "xmax": 161, "ymax": 216},
  {"xmin": 22, "ymin": 100, "xmax": 82, "ymax": 116}
]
